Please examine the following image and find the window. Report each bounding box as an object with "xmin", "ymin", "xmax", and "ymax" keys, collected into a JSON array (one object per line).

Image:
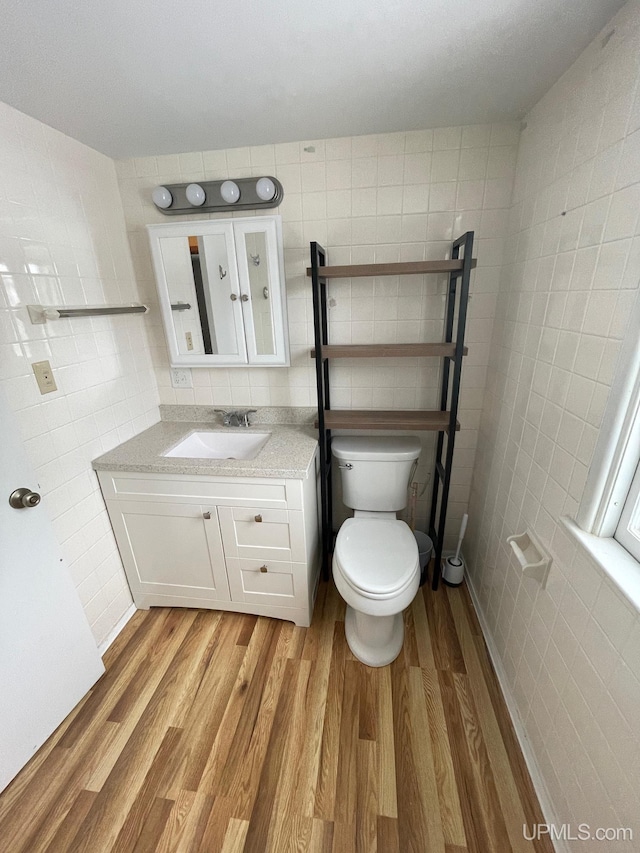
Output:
[
  {"xmin": 615, "ymin": 460, "xmax": 640, "ymax": 561},
  {"xmin": 564, "ymin": 294, "xmax": 640, "ymax": 613}
]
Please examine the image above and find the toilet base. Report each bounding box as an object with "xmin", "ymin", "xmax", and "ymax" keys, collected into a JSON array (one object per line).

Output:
[{"xmin": 345, "ymin": 605, "xmax": 404, "ymax": 667}]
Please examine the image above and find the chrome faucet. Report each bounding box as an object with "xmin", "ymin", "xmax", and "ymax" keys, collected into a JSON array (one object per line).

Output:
[{"xmin": 214, "ymin": 409, "xmax": 257, "ymax": 427}]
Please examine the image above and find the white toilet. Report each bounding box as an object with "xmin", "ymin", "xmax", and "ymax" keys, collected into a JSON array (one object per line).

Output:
[{"xmin": 332, "ymin": 436, "xmax": 421, "ymax": 667}]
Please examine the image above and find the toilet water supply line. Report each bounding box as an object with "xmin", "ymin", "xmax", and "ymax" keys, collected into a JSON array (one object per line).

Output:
[
  {"xmin": 407, "ymin": 461, "xmax": 429, "ymax": 531},
  {"xmin": 408, "ymin": 482, "xmax": 418, "ymax": 531}
]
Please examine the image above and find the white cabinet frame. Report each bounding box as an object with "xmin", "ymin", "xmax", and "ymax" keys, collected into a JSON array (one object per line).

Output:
[{"xmin": 148, "ymin": 215, "xmax": 290, "ymax": 368}]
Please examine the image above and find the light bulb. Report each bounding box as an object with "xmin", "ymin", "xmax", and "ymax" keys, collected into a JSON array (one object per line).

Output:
[
  {"xmin": 220, "ymin": 180, "xmax": 240, "ymax": 204},
  {"xmin": 185, "ymin": 183, "xmax": 206, "ymax": 206},
  {"xmin": 152, "ymin": 186, "xmax": 173, "ymax": 209},
  {"xmin": 255, "ymin": 177, "xmax": 276, "ymax": 201}
]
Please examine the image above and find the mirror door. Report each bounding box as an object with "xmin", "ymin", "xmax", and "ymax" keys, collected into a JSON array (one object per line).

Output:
[
  {"xmin": 154, "ymin": 223, "xmax": 247, "ymax": 365},
  {"xmin": 197, "ymin": 230, "xmax": 247, "ymax": 363},
  {"xmin": 234, "ymin": 218, "xmax": 288, "ymax": 366}
]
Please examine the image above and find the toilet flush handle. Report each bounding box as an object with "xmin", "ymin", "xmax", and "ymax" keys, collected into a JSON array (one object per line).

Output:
[{"xmin": 337, "ymin": 463, "xmax": 353, "ymax": 470}]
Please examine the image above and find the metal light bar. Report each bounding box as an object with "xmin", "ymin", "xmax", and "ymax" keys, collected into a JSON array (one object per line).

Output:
[
  {"xmin": 27, "ymin": 303, "xmax": 148, "ymax": 325},
  {"xmin": 152, "ymin": 176, "xmax": 284, "ymax": 215}
]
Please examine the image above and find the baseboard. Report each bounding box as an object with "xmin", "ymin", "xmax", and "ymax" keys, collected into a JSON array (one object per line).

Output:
[
  {"xmin": 465, "ymin": 576, "xmax": 569, "ymax": 853},
  {"xmin": 98, "ymin": 604, "xmax": 137, "ymax": 657}
]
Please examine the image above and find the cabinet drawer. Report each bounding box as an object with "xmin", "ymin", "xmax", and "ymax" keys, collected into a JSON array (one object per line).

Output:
[
  {"xmin": 217, "ymin": 506, "xmax": 305, "ymax": 562},
  {"xmin": 226, "ymin": 557, "xmax": 305, "ymax": 609}
]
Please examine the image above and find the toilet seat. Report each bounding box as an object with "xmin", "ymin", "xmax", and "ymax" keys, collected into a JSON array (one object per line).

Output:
[{"xmin": 333, "ymin": 518, "xmax": 419, "ymax": 599}]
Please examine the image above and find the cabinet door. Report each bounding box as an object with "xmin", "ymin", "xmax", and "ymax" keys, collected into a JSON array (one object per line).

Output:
[
  {"xmin": 217, "ymin": 505, "xmax": 305, "ymax": 562},
  {"xmin": 233, "ymin": 217, "xmax": 289, "ymax": 366},
  {"xmin": 198, "ymin": 227, "xmax": 247, "ymax": 364},
  {"xmin": 106, "ymin": 500, "xmax": 230, "ymax": 603},
  {"xmin": 151, "ymin": 221, "xmax": 248, "ymax": 366}
]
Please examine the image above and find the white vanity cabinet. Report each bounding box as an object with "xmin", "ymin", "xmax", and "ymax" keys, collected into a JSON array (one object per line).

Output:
[{"xmin": 97, "ymin": 460, "xmax": 319, "ymax": 627}]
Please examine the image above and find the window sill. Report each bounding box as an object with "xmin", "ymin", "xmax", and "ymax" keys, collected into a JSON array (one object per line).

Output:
[{"xmin": 562, "ymin": 517, "xmax": 640, "ymax": 614}]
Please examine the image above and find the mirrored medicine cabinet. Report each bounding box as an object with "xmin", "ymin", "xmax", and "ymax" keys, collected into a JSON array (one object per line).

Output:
[{"xmin": 147, "ymin": 215, "xmax": 289, "ymax": 367}]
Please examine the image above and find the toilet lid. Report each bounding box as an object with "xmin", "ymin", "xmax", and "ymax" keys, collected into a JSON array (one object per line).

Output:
[{"xmin": 334, "ymin": 518, "xmax": 418, "ymax": 597}]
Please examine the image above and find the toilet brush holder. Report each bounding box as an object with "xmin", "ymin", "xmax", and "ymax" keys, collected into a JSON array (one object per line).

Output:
[{"xmin": 442, "ymin": 551, "xmax": 465, "ymax": 586}]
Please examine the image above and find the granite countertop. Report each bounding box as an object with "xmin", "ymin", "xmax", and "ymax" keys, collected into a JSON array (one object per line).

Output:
[{"xmin": 92, "ymin": 406, "xmax": 318, "ymax": 480}]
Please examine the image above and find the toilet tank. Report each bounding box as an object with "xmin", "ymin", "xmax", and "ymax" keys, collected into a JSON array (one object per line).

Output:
[{"xmin": 332, "ymin": 436, "xmax": 421, "ymax": 511}]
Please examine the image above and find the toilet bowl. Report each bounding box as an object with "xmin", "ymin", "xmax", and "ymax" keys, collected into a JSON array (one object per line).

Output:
[
  {"xmin": 331, "ymin": 436, "xmax": 421, "ymax": 667},
  {"xmin": 333, "ymin": 517, "xmax": 420, "ymax": 666}
]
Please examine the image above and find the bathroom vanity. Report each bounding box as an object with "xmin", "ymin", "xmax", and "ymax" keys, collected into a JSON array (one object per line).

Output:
[{"xmin": 92, "ymin": 409, "xmax": 320, "ymax": 627}]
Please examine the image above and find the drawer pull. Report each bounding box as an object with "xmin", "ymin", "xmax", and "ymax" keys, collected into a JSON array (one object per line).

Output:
[
  {"xmin": 259, "ymin": 564, "xmax": 268, "ymax": 573},
  {"xmin": 203, "ymin": 511, "xmax": 211, "ymax": 519},
  {"xmin": 254, "ymin": 514, "xmax": 263, "ymax": 523}
]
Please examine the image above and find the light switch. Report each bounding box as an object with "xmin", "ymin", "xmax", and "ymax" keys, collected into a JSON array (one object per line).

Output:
[
  {"xmin": 185, "ymin": 331, "xmax": 194, "ymax": 351},
  {"xmin": 32, "ymin": 360, "xmax": 57, "ymax": 394}
]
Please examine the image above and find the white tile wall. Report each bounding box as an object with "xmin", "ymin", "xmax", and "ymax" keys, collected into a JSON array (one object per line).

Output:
[
  {"xmin": 0, "ymin": 102, "xmax": 160, "ymax": 647},
  {"xmin": 467, "ymin": 3, "xmax": 640, "ymax": 847},
  {"xmin": 116, "ymin": 123, "xmax": 520, "ymax": 536}
]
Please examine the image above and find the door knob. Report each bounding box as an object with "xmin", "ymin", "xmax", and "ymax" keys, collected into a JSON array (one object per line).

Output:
[{"xmin": 9, "ymin": 487, "xmax": 41, "ymax": 509}]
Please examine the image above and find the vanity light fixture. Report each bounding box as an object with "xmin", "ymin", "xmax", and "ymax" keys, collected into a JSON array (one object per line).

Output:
[
  {"xmin": 185, "ymin": 183, "xmax": 206, "ymax": 206},
  {"xmin": 220, "ymin": 180, "xmax": 240, "ymax": 204},
  {"xmin": 255, "ymin": 177, "xmax": 276, "ymax": 201},
  {"xmin": 152, "ymin": 185, "xmax": 173, "ymax": 209},
  {"xmin": 151, "ymin": 176, "xmax": 283, "ymax": 215}
]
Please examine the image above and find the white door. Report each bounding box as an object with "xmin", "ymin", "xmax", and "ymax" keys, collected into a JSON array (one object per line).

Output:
[{"xmin": 0, "ymin": 389, "xmax": 104, "ymax": 793}]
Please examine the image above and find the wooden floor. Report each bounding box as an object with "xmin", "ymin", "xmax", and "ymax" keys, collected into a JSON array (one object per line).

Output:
[{"xmin": 0, "ymin": 581, "xmax": 554, "ymax": 853}]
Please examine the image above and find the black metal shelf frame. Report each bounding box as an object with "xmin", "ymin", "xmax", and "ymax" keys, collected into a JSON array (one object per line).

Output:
[
  {"xmin": 310, "ymin": 232, "xmax": 475, "ymax": 591},
  {"xmin": 428, "ymin": 231, "xmax": 474, "ymax": 589},
  {"xmin": 310, "ymin": 241, "xmax": 334, "ymax": 583}
]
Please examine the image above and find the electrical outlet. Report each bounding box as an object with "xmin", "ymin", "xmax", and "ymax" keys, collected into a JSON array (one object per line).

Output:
[
  {"xmin": 32, "ymin": 360, "xmax": 57, "ymax": 394},
  {"xmin": 185, "ymin": 331, "xmax": 194, "ymax": 351},
  {"xmin": 170, "ymin": 368, "xmax": 193, "ymax": 389}
]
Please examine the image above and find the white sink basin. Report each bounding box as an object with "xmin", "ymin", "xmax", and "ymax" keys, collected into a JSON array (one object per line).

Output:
[{"xmin": 164, "ymin": 431, "xmax": 270, "ymax": 461}]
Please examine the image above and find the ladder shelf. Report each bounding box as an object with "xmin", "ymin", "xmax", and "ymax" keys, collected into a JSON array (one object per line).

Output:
[
  {"xmin": 309, "ymin": 232, "xmax": 475, "ymax": 590},
  {"xmin": 305, "ymin": 258, "xmax": 477, "ymax": 278},
  {"xmin": 318, "ymin": 410, "xmax": 459, "ymax": 431},
  {"xmin": 311, "ymin": 343, "xmax": 468, "ymax": 359}
]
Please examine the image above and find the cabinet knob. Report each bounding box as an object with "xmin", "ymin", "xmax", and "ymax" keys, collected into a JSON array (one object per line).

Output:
[
  {"xmin": 241, "ymin": 293, "xmax": 249, "ymax": 302},
  {"xmin": 254, "ymin": 514, "xmax": 262, "ymax": 523},
  {"xmin": 229, "ymin": 293, "xmax": 238, "ymax": 301},
  {"xmin": 259, "ymin": 565, "xmax": 268, "ymax": 573},
  {"xmin": 203, "ymin": 511, "xmax": 211, "ymax": 519}
]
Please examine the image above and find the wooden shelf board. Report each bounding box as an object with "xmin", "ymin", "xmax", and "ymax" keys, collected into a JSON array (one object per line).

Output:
[
  {"xmin": 318, "ymin": 409, "xmax": 460, "ymax": 431},
  {"xmin": 306, "ymin": 259, "xmax": 476, "ymax": 278},
  {"xmin": 311, "ymin": 343, "xmax": 468, "ymax": 359}
]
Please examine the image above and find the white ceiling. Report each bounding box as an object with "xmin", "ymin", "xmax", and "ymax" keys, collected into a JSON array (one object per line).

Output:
[{"xmin": 0, "ymin": 0, "xmax": 625, "ymax": 159}]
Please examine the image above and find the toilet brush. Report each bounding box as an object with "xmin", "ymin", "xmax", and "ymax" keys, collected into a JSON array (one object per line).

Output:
[{"xmin": 443, "ymin": 513, "xmax": 468, "ymax": 586}]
